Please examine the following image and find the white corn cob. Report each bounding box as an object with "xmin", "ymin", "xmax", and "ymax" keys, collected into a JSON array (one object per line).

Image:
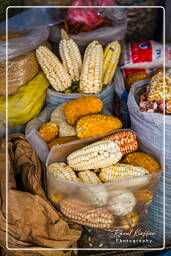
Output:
[
  {"xmin": 107, "ymin": 192, "xmax": 136, "ymax": 217},
  {"xmin": 59, "ymin": 29, "xmax": 82, "ymax": 81},
  {"xmin": 80, "ymin": 40, "xmax": 103, "ymax": 93},
  {"xmin": 60, "ymin": 198, "xmax": 114, "ymax": 229},
  {"xmin": 67, "ymin": 140, "xmax": 122, "ymax": 171},
  {"xmin": 48, "ymin": 162, "xmax": 79, "ymax": 182},
  {"xmin": 103, "ymin": 41, "xmax": 121, "ymax": 85},
  {"xmin": 78, "ymin": 170, "xmax": 102, "ymax": 184},
  {"xmin": 36, "ymin": 46, "xmax": 71, "ymax": 92},
  {"xmin": 99, "ymin": 164, "xmax": 149, "ymax": 183}
]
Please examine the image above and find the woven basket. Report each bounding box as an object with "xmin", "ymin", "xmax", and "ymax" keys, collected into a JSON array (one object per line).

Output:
[{"xmin": 0, "ymin": 51, "xmax": 39, "ymax": 96}]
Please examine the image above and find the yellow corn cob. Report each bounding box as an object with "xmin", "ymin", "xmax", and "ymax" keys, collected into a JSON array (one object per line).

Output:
[
  {"xmin": 80, "ymin": 41, "xmax": 103, "ymax": 93},
  {"xmin": 107, "ymin": 192, "xmax": 136, "ymax": 217},
  {"xmin": 59, "ymin": 29, "xmax": 82, "ymax": 81},
  {"xmin": 38, "ymin": 122, "xmax": 58, "ymax": 142},
  {"xmin": 78, "ymin": 171, "xmax": 102, "ymax": 184},
  {"xmin": 125, "ymin": 72, "xmax": 151, "ymax": 91},
  {"xmin": 119, "ymin": 211, "xmax": 139, "ymax": 230},
  {"xmin": 64, "ymin": 96, "xmax": 103, "ymax": 125},
  {"xmin": 99, "ymin": 164, "xmax": 149, "ymax": 182},
  {"xmin": 122, "ymin": 152, "xmax": 161, "ymax": 173},
  {"xmin": 76, "ymin": 114, "xmax": 122, "ymax": 139},
  {"xmin": 48, "ymin": 136, "xmax": 77, "ymax": 149},
  {"xmin": 67, "ymin": 140, "xmax": 122, "ymax": 170},
  {"xmin": 134, "ymin": 189, "xmax": 153, "ymax": 203},
  {"xmin": 148, "ymin": 70, "xmax": 171, "ymax": 101},
  {"xmin": 103, "ymin": 41, "xmax": 121, "ymax": 85},
  {"xmin": 48, "ymin": 162, "xmax": 79, "ymax": 182},
  {"xmin": 60, "ymin": 198, "xmax": 114, "ymax": 229},
  {"xmin": 50, "ymin": 103, "xmax": 76, "ymax": 137},
  {"xmin": 104, "ymin": 131, "xmax": 138, "ymax": 155},
  {"xmin": 36, "ymin": 46, "xmax": 71, "ymax": 92}
]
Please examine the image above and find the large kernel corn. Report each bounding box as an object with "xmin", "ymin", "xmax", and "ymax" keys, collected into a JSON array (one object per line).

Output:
[
  {"xmin": 48, "ymin": 162, "xmax": 79, "ymax": 182},
  {"xmin": 104, "ymin": 131, "xmax": 138, "ymax": 155},
  {"xmin": 64, "ymin": 95, "xmax": 103, "ymax": 125},
  {"xmin": 76, "ymin": 114, "xmax": 122, "ymax": 139},
  {"xmin": 99, "ymin": 164, "xmax": 149, "ymax": 182},
  {"xmin": 38, "ymin": 122, "xmax": 58, "ymax": 142},
  {"xmin": 125, "ymin": 72, "xmax": 150, "ymax": 91},
  {"xmin": 67, "ymin": 140, "xmax": 122, "ymax": 171},
  {"xmin": 48, "ymin": 136, "xmax": 77, "ymax": 149},
  {"xmin": 119, "ymin": 211, "xmax": 139, "ymax": 230},
  {"xmin": 122, "ymin": 152, "xmax": 161, "ymax": 173},
  {"xmin": 107, "ymin": 192, "xmax": 136, "ymax": 217},
  {"xmin": 60, "ymin": 198, "xmax": 114, "ymax": 229},
  {"xmin": 78, "ymin": 171, "xmax": 102, "ymax": 184},
  {"xmin": 134, "ymin": 189, "xmax": 153, "ymax": 203}
]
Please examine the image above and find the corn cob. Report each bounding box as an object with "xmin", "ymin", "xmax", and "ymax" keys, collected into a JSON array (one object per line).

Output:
[
  {"xmin": 67, "ymin": 140, "xmax": 122, "ymax": 171},
  {"xmin": 36, "ymin": 46, "xmax": 71, "ymax": 92},
  {"xmin": 148, "ymin": 70, "xmax": 171, "ymax": 101},
  {"xmin": 78, "ymin": 171, "xmax": 102, "ymax": 184},
  {"xmin": 59, "ymin": 29, "xmax": 82, "ymax": 81},
  {"xmin": 122, "ymin": 152, "xmax": 161, "ymax": 173},
  {"xmin": 48, "ymin": 136, "xmax": 77, "ymax": 149},
  {"xmin": 64, "ymin": 96, "xmax": 103, "ymax": 125},
  {"xmin": 50, "ymin": 103, "xmax": 76, "ymax": 137},
  {"xmin": 104, "ymin": 131, "xmax": 138, "ymax": 155},
  {"xmin": 134, "ymin": 189, "xmax": 153, "ymax": 203},
  {"xmin": 76, "ymin": 114, "xmax": 122, "ymax": 139},
  {"xmin": 60, "ymin": 198, "xmax": 114, "ymax": 229},
  {"xmin": 48, "ymin": 162, "xmax": 79, "ymax": 182},
  {"xmin": 107, "ymin": 191, "xmax": 136, "ymax": 217},
  {"xmin": 119, "ymin": 211, "xmax": 139, "ymax": 230},
  {"xmin": 38, "ymin": 122, "xmax": 58, "ymax": 142},
  {"xmin": 103, "ymin": 41, "xmax": 121, "ymax": 85},
  {"xmin": 80, "ymin": 41, "xmax": 103, "ymax": 93},
  {"xmin": 125, "ymin": 72, "xmax": 150, "ymax": 91},
  {"xmin": 99, "ymin": 164, "xmax": 149, "ymax": 183}
]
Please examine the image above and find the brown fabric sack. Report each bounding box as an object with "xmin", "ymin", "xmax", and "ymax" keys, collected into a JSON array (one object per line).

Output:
[{"xmin": 0, "ymin": 134, "xmax": 82, "ymax": 256}]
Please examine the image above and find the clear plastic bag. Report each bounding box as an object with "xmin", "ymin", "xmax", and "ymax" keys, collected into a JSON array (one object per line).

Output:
[
  {"xmin": 49, "ymin": 8, "xmax": 127, "ymax": 49},
  {"xmin": 0, "ymin": 7, "xmax": 65, "ymax": 61},
  {"xmin": 46, "ymin": 129, "xmax": 162, "ymax": 245},
  {"xmin": 0, "ymin": 72, "xmax": 49, "ymax": 136}
]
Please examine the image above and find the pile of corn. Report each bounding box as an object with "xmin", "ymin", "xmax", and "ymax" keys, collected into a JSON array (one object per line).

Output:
[
  {"xmin": 38, "ymin": 95, "xmax": 123, "ymax": 147},
  {"xmin": 139, "ymin": 70, "xmax": 171, "ymax": 114},
  {"xmin": 35, "ymin": 29, "xmax": 121, "ymax": 94},
  {"xmin": 47, "ymin": 130, "xmax": 160, "ymax": 230}
]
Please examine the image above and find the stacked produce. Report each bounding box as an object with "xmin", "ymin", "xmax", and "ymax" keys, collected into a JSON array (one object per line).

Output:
[
  {"xmin": 38, "ymin": 96, "xmax": 122, "ymax": 148},
  {"xmin": 139, "ymin": 70, "xmax": 171, "ymax": 114},
  {"xmin": 47, "ymin": 130, "xmax": 161, "ymax": 230},
  {"xmin": 36, "ymin": 30, "xmax": 121, "ymax": 94}
]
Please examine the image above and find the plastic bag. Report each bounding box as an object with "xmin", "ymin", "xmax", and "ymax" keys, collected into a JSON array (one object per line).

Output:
[
  {"xmin": 46, "ymin": 81, "xmax": 115, "ymax": 113},
  {"xmin": 127, "ymin": 81, "xmax": 171, "ymax": 243},
  {"xmin": 26, "ymin": 105, "xmax": 113, "ymax": 163},
  {"xmin": 0, "ymin": 7, "xmax": 66, "ymax": 61},
  {"xmin": 65, "ymin": 0, "xmax": 115, "ymax": 33},
  {"xmin": 120, "ymin": 40, "xmax": 171, "ymax": 69},
  {"xmin": 113, "ymin": 68, "xmax": 130, "ymax": 128},
  {"xmin": 49, "ymin": 8, "xmax": 127, "ymax": 49},
  {"xmin": 0, "ymin": 50, "xmax": 39, "ymax": 95},
  {"xmin": 0, "ymin": 72, "xmax": 49, "ymax": 131},
  {"xmin": 46, "ymin": 129, "xmax": 162, "ymax": 247}
]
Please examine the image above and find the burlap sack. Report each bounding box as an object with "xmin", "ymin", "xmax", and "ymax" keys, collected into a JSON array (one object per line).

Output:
[{"xmin": 0, "ymin": 134, "xmax": 82, "ymax": 255}]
